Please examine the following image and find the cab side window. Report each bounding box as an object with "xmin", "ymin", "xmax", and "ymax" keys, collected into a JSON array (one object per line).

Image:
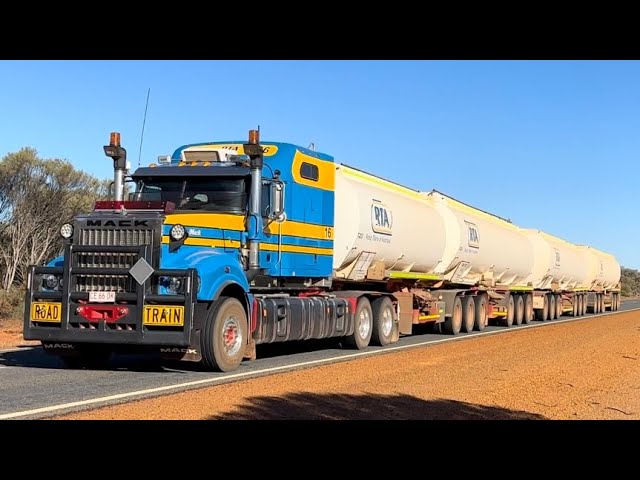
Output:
[{"xmin": 300, "ymin": 162, "xmax": 319, "ymax": 182}]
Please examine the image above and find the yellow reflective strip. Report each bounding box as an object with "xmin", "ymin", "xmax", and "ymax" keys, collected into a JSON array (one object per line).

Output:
[
  {"xmin": 388, "ymin": 271, "xmax": 442, "ymax": 281},
  {"xmin": 291, "ymin": 150, "xmax": 335, "ymax": 191},
  {"xmin": 165, "ymin": 213, "xmax": 245, "ymax": 231},
  {"xmin": 260, "ymin": 243, "xmax": 333, "ymax": 256},
  {"xmin": 493, "ymin": 311, "xmax": 507, "ymax": 316},
  {"xmin": 182, "ymin": 144, "xmax": 279, "ymax": 157},
  {"xmin": 161, "ymin": 236, "xmax": 241, "ymax": 248},
  {"xmin": 265, "ymin": 220, "xmax": 334, "ymax": 240},
  {"xmin": 418, "ymin": 314, "xmax": 440, "ymax": 321},
  {"xmin": 340, "ymin": 165, "xmax": 424, "ymax": 200},
  {"xmin": 166, "ymin": 213, "xmax": 334, "ymax": 241},
  {"xmin": 509, "ymin": 286, "xmax": 534, "ymax": 291}
]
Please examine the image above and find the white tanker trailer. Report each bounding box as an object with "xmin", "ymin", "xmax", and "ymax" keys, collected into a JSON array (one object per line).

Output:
[{"xmin": 332, "ymin": 163, "xmax": 621, "ymax": 337}]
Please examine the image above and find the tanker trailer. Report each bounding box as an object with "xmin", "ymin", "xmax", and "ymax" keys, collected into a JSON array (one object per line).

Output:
[
  {"xmin": 576, "ymin": 245, "xmax": 622, "ymax": 313},
  {"xmin": 521, "ymin": 229, "xmax": 594, "ymax": 320},
  {"xmin": 424, "ymin": 191, "xmax": 537, "ymax": 330}
]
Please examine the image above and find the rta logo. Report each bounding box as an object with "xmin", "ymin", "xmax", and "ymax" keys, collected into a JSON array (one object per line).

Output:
[
  {"xmin": 371, "ymin": 202, "xmax": 393, "ymax": 235},
  {"xmin": 467, "ymin": 222, "xmax": 479, "ymax": 248}
]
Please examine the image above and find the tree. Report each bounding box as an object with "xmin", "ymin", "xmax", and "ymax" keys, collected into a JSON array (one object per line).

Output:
[{"xmin": 0, "ymin": 148, "xmax": 109, "ymax": 289}]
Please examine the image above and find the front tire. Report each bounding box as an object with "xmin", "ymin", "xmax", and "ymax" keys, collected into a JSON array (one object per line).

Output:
[
  {"xmin": 371, "ymin": 296, "xmax": 395, "ymax": 346},
  {"xmin": 201, "ymin": 297, "xmax": 248, "ymax": 372},
  {"xmin": 345, "ymin": 297, "xmax": 373, "ymax": 349}
]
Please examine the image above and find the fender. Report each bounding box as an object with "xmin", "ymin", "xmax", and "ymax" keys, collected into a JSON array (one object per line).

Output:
[
  {"xmin": 160, "ymin": 245, "xmax": 249, "ymax": 301},
  {"xmin": 47, "ymin": 256, "xmax": 64, "ymax": 267}
]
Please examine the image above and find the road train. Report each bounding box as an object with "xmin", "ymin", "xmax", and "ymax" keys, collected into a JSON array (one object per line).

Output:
[{"xmin": 24, "ymin": 130, "xmax": 622, "ymax": 371}]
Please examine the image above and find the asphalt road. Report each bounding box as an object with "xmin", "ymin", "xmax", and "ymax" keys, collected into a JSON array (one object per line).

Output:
[{"xmin": 2, "ymin": 300, "xmax": 639, "ymax": 420}]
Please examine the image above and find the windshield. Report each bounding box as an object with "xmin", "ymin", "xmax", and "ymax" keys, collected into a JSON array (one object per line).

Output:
[{"xmin": 131, "ymin": 177, "xmax": 247, "ymax": 214}]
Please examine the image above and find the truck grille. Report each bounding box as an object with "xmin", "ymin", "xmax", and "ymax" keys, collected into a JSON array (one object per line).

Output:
[{"xmin": 75, "ymin": 226, "xmax": 156, "ymax": 293}]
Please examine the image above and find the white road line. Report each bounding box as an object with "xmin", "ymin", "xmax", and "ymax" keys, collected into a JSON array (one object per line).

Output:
[{"xmin": 1, "ymin": 307, "xmax": 639, "ymax": 420}]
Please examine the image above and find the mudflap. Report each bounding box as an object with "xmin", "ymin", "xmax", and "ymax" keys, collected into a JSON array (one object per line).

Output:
[{"xmin": 244, "ymin": 338, "xmax": 257, "ymax": 361}]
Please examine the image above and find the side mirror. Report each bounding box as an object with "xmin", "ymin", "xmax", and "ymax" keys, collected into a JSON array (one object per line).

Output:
[{"xmin": 269, "ymin": 181, "xmax": 286, "ymax": 223}]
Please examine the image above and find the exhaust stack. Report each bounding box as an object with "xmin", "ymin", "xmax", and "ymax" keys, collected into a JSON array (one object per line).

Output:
[
  {"xmin": 103, "ymin": 132, "xmax": 127, "ymax": 201},
  {"xmin": 243, "ymin": 129, "xmax": 264, "ymax": 271}
]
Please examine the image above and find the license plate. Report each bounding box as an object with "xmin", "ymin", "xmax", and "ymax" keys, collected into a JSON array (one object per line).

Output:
[
  {"xmin": 143, "ymin": 305, "xmax": 184, "ymax": 326},
  {"xmin": 31, "ymin": 302, "xmax": 62, "ymax": 323},
  {"xmin": 89, "ymin": 291, "xmax": 116, "ymax": 303}
]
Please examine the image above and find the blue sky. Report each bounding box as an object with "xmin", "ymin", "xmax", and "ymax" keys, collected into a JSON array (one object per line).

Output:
[{"xmin": 0, "ymin": 60, "xmax": 637, "ymax": 268}]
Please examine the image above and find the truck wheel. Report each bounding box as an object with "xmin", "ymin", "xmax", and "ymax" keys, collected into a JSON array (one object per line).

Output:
[
  {"xmin": 547, "ymin": 294, "xmax": 555, "ymax": 320},
  {"xmin": 371, "ymin": 296, "xmax": 395, "ymax": 346},
  {"xmin": 345, "ymin": 297, "xmax": 373, "ymax": 349},
  {"xmin": 578, "ymin": 295, "xmax": 584, "ymax": 316},
  {"xmin": 555, "ymin": 294, "xmax": 563, "ymax": 318},
  {"xmin": 503, "ymin": 295, "xmax": 514, "ymax": 327},
  {"xmin": 443, "ymin": 296, "xmax": 462, "ymax": 335},
  {"xmin": 461, "ymin": 296, "xmax": 475, "ymax": 333},
  {"xmin": 201, "ymin": 297, "xmax": 248, "ymax": 372},
  {"xmin": 524, "ymin": 294, "xmax": 533, "ymax": 324},
  {"xmin": 514, "ymin": 295, "xmax": 524, "ymax": 325},
  {"xmin": 474, "ymin": 295, "xmax": 488, "ymax": 331},
  {"xmin": 58, "ymin": 344, "xmax": 112, "ymax": 370},
  {"xmin": 535, "ymin": 295, "xmax": 548, "ymax": 321}
]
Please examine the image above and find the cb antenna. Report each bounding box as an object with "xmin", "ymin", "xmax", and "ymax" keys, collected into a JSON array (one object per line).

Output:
[{"xmin": 137, "ymin": 87, "xmax": 151, "ymax": 168}]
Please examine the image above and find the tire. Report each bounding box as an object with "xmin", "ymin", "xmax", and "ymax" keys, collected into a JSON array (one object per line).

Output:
[
  {"xmin": 600, "ymin": 294, "xmax": 605, "ymax": 313},
  {"xmin": 536, "ymin": 294, "xmax": 548, "ymax": 321},
  {"xmin": 474, "ymin": 294, "xmax": 488, "ymax": 331},
  {"xmin": 444, "ymin": 296, "xmax": 463, "ymax": 335},
  {"xmin": 549, "ymin": 294, "xmax": 556, "ymax": 320},
  {"xmin": 524, "ymin": 294, "xmax": 533, "ymax": 324},
  {"xmin": 201, "ymin": 297, "xmax": 248, "ymax": 372},
  {"xmin": 345, "ymin": 297, "xmax": 373, "ymax": 349},
  {"xmin": 514, "ymin": 295, "xmax": 524, "ymax": 326},
  {"xmin": 504, "ymin": 295, "xmax": 515, "ymax": 327},
  {"xmin": 615, "ymin": 293, "xmax": 619, "ymax": 311},
  {"xmin": 573, "ymin": 296, "xmax": 579, "ymax": 317},
  {"xmin": 577, "ymin": 295, "xmax": 583, "ymax": 317},
  {"xmin": 461, "ymin": 296, "xmax": 475, "ymax": 333},
  {"xmin": 59, "ymin": 344, "xmax": 112, "ymax": 369},
  {"xmin": 555, "ymin": 294, "xmax": 562, "ymax": 318},
  {"xmin": 371, "ymin": 296, "xmax": 395, "ymax": 346}
]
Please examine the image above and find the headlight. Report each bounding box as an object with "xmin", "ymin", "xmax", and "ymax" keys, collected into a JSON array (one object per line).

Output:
[
  {"xmin": 170, "ymin": 224, "xmax": 186, "ymax": 241},
  {"xmin": 160, "ymin": 276, "xmax": 184, "ymax": 294},
  {"xmin": 42, "ymin": 274, "xmax": 59, "ymax": 290},
  {"xmin": 60, "ymin": 223, "xmax": 74, "ymax": 239}
]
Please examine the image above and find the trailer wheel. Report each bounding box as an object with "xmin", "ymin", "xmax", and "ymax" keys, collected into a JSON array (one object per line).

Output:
[
  {"xmin": 503, "ymin": 295, "xmax": 515, "ymax": 327},
  {"xmin": 578, "ymin": 295, "xmax": 584, "ymax": 316},
  {"xmin": 474, "ymin": 295, "xmax": 488, "ymax": 331},
  {"xmin": 345, "ymin": 297, "xmax": 373, "ymax": 349},
  {"xmin": 514, "ymin": 295, "xmax": 524, "ymax": 325},
  {"xmin": 523, "ymin": 294, "xmax": 533, "ymax": 324},
  {"xmin": 555, "ymin": 294, "xmax": 563, "ymax": 319},
  {"xmin": 201, "ymin": 297, "xmax": 248, "ymax": 372},
  {"xmin": 615, "ymin": 293, "xmax": 619, "ymax": 311},
  {"xmin": 600, "ymin": 294, "xmax": 605, "ymax": 313},
  {"xmin": 461, "ymin": 296, "xmax": 475, "ymax": 333},
  {"xmin": 535, "ymin": 294, "xmax": 548, "ymax": 321},
  {"xmin": 548, "ymin": 294, "xmax": 556, "ymax": 320},
  {"xmin": 371, "ymin": 296, "xmax": 395, "ymax": 346},
  {"xmin": 444, "ymin": 296, "xmax": 463, "ymax": 335}
]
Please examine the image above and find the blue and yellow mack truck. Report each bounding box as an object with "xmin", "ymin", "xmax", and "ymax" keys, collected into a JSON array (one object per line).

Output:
[{"xmin": 24, "ymin": 130, "xmax": 622, "ymax": 371}]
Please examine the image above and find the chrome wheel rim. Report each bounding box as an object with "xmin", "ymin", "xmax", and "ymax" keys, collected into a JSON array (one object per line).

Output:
[
  {"xmin": 222, "ymin": 315, "xmax": 243, "ymax": 356},
  {"xmin": 359, "ymin": 308, "xmax": 372, "ymax": 339},
  {"xmin": 381, "ymin": 306, "xmax": 393, "ymax": 337}
]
